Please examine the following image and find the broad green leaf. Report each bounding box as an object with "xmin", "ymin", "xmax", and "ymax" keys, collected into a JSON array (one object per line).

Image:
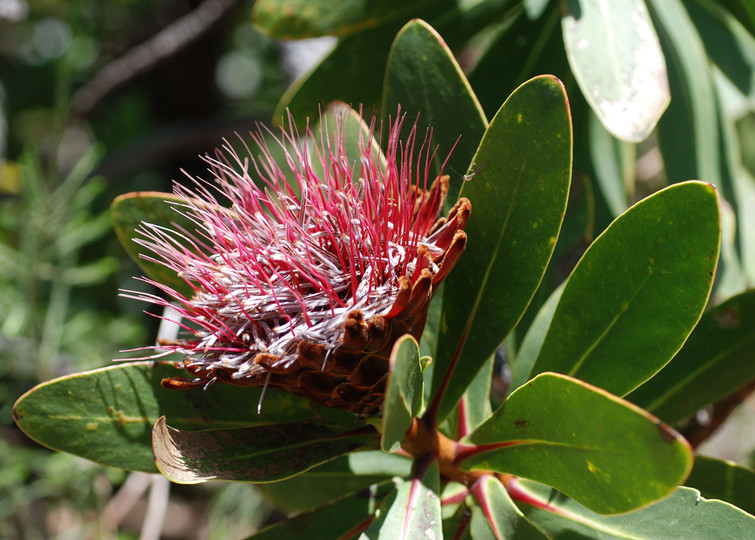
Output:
[
  {"xmin": 361, "ymin": 457, "xmax": 442, "ymax": 539},
  {"xmin": 253, "ymin": 0, "xmax": 425, "ymax": 39},
  {"xmin": 382, "ymin": 19, "xmax": 487, "ymax": 201},
  {"xmin": 111, "ymin": 192, "xmax": 202, "ymax": 298},
  {"xmin": 381, "ymin": 335, "xmax": 423, "ymax": 452},
  {"xmin": 589, "ymin": 109, "xmax": 633, "ymax": 218},
  {"xmin": 275, "ymin": 25, "xmax": 396, "ymax": 124},
  {"xmin": 628, "ymin": 289, "xmax": 755, "ymax": 425},
  {"xmin": 13, "ymin": 362, "xmax": 360, "ymax": 472},
  {"xmin": 685, "ymin": 455, "xmax": 755, "ymax": 515},
  {"xmin": 249, "ymin": 481, "xmax": 395, "ymax": 539},
  {"xmin": 261, "ymin": 451, "xmax": 412, "ymax": 512},
  {"xmin": 152, "ymin": 416, "xmax": 377, "ymax": 484},
  {"xmin": 512, "ymin": 166, "xmax": 598, "ymax": 354},
  {"xmin": 430, "ymin": 75, "xmax": 572, "ymax": 424},
  {"xmin": 461, "ymin": 373, "xmax": 693, "ymax": 514},
  {"xmin": 508, "ymin": 282, "xmax": 565, "ymax": 395},
  {"xmin": 562, "ymin": 0, "xmax": 669, "ymax": 141},
  {"xmin": 530, "ymin": 181, "xmax": 721, "ymax": 397},
  {"xmin": 517, "ymin": 480, "xmax": 755, "ymax": 538},
  {"xmin": 649, "ymin": 0, "xmax": 722, "ymax": 188},
  {"xmin": 469, "ymin": 475, "xmax": 547, "ymax": 539}
]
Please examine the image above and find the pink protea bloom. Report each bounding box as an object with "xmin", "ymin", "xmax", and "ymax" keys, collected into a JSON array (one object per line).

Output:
[{"xmin": 127, "ymin": 109, "xmax": 470, "ymax": 416}]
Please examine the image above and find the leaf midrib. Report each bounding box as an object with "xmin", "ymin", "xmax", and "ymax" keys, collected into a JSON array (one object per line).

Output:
[{"xmin": 566, "ymin": 269, "xmax": 654, "ymax": 377}]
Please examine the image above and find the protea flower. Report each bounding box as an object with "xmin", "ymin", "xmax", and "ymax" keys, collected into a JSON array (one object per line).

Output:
[{"xmin": 128, "ymin": 108, "xmax": 470, "ymax": 416}]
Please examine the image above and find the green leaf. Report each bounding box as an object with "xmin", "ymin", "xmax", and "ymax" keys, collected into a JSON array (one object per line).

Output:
[
  {"xmin": 508, "ymin": 282, "xmax": 565, "ymax": 395},
  {"xmin": 13, "ymin": 362, "xmax": 360, "ymax": 472},
  {"xmin": 111, "ymin": 192, "xmax": 202, "ymax": 298},
  {"xmin": 648, "ymin": 0, "xmax": 722, "ymax": 188},
  {"xmin": 152, "ymin": 417, "xmax": 377, "ymax": 484},
  {"xmin": 685, "ymin": 455, "xmax": 755, "ymax": 515},
  {"xmin": 512, "ymin": 169, "xmax": 598, "ymax": 356},
  {"xmin": 252, "ymin": 0, "xmax": 425, "ymax": 39},
  {"xmin": 249, "ymin": 481, "xmax": 394, "ymax": 539},
  {"xmin": 530, "ymin": 181, "xmax": 721, "ymax": 397},
  {"xmin": 562, "ymin": 0, "xmax": 669, "ymax": 142},
  {"xmin": 461, "ymin": 373, "xmax": 693, "ymax": 514},
  {"xmin": 429, "ymin": 75, "xmax": 572, "ymax": 424},
  {"xmin": 382, "ymin": 19, "xmax": 487, "ymax": 202},
  {"xmin": 381, "ymin": 335, "xmax": 423, "ymax": 453},
  {"xmin": 275, "ymin": 25, "xmax": 396, "ymax": 124},
  {"xmin": 627, "ymin": 289, "xmax": 755, "ymax": 425},
  {"xmin": 260, "ymin": 451, "xmax": 412, "ymax": 512},
  {"xmin": 517, "ymin": 481, "xmax": 755, "ymax": 538},
  {"xmin": 361, "ymin": 457, "xmax": 442, "ymax": 539},
  {"xmin": 460, "ymin": 354, "xmax": 495, "ymax": 437},
  {"xmin": 469, "ymin": 475, "xmax": 547, "ymax": 539}
]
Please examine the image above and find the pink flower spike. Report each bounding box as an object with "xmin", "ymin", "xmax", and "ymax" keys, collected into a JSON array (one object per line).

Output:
[{"xmin": 128, "ymin": 106, "xmax": 470, "ymax": 416}]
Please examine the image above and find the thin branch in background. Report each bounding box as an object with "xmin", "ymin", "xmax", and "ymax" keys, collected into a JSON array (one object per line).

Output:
[
  {"xmin": 71, "ymin": 0, "xmax": 241, "ymax": 118},
  {"xmin": 140, "ymin": 475, "xmax": 171, "ymax": 540},
  {"xmin": 91, "ymin": 116, "xmax": 265, "ymax": 183},
  {"xmin": 101, "ymin": 472, "xmax": 153, "ymax": 533},
  {"xmin": 681, "ymin": 381, "xmax": 755, "ymax": 449}
]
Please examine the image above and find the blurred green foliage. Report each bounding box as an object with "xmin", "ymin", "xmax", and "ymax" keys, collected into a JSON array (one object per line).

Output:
[{"xmin": 1, "ymin": 0, "xmax": 288, "ymax": 537}]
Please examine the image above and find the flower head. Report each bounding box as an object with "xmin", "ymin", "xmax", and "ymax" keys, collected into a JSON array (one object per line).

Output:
[{"xmin": 128, "ymin": 108, "xmax": 470, "ymax": 415}]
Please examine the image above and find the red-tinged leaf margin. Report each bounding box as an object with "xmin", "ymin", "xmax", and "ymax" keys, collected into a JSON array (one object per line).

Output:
[
  {"xmin": 459, "ymin": 372, "xmax": 693, "ymax": 514},
  {"xmin": 470, "ymin": 474, "xmax": 547, "ymax": 539}
]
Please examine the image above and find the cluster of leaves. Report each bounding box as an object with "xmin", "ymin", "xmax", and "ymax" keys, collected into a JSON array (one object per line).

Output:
[
  {"xmin": 14, "ymin": 14, "xmax": 755, "ymax": 539},
  {"xmin": 255, "ymin": 0, "xmax": 755, "ymax": 298}
]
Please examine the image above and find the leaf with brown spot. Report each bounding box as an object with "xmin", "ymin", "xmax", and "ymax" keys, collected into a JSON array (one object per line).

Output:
[{"xmin": 461, "ymin": 373, "xmax": 693, "ymax": 514}]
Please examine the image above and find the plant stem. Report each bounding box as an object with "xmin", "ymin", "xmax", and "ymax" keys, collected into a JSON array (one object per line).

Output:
[{"xmin": 401, "ymin": 417, "xmax": 485, "ymax": 486}]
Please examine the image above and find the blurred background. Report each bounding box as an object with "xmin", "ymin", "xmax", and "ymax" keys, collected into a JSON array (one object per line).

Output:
[
  {"xmin": 1, "ymin": 0, "xmax": 753, "ymax": 538},
  {"xmin": 0, "ymin": 0, "xmax": 309, "ymax": 537}
]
